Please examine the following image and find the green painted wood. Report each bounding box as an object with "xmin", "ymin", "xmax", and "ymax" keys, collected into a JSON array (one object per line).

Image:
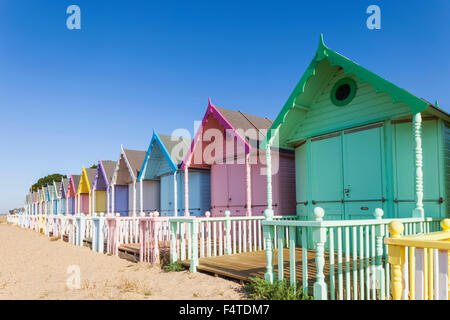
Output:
[
  {"xmin": 289, "ymin": 227, "xmax": 296, "ymax": 288},
  {"xmin": 343, "ymin": 126, "xmax": 384, "ymax": 219},
  {"xmin": 329, "ymin": 228, "xmax": 335, "ymax": 300},
  {"xmin": 359, "ymin": 226, "xmax": 365, "ymax": 300},
  {"xmin": 277, "ymin": 226, "xmax": 284, "ymax": 281},
  {"xmin": 302, "ymin": 227, "xmax": 308, "ymax": 295},
  {"xmin": 352, "ymin": 226, "xmax": 358, "ymax": 300},
  {"xmin": 337, "ymin": 227, "xmax": 343, "ymax": 299}
]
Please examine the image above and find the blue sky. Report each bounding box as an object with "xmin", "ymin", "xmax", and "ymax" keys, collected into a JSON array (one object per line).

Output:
[{"xmin": 0, "ymin": 1, "xmax": 448, "ymax": 212}]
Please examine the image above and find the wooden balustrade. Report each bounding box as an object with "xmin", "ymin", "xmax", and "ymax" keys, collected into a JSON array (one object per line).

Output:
[
  {"xmin": 262, "ymin": 207, "xmax": 442, "ymax": 300},
  {"xmin": 385, "ymin": 218, "xmax": 449, "ymax": 300}
]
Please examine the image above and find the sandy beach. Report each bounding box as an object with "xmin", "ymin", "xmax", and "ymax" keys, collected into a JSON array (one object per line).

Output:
[{"xmin": 0, "ymin": 222, "xmax": 245, "ymax": 300}]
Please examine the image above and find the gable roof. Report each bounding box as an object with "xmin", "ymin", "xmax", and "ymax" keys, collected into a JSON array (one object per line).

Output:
[
  {"xmin": 94, "ymin": 160, "xmax": 116, "ymax": 190},
  {"xmin": 138, "ymin": 131, "xmax": 192, "ymax": 181},
  {"xmin": 262, "ymin": 34, "xmax": 449, "ymax": 148},
  {"xmin": 181, "ymin": 99, "xmax": 273, "ymax": 169},
  {"xmin": 123, "ymin": 149, "xmax": 147, "ymax": 178},
  {"xmin": 78, "ymin": 167, "xmax": 97, "ymax": 194}
]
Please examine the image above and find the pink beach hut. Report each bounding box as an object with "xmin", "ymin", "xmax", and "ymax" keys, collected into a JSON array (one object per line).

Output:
[
  {"xmin": 67, "ymin": 174, "xmax": 81, "ymax": 215},
  {"xmin": 181, "ymin": 99, "xmax": 296, "ymax": 217}
]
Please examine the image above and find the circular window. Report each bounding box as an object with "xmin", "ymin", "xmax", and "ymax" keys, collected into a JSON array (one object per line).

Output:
[{"xmin": 330, "ymin": 77, "xmax": 357, "ymax": 106}]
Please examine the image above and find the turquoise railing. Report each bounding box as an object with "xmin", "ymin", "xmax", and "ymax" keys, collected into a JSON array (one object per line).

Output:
[{"xmin": 262, "ymin": 207, "xmax": 442, "ymax": 300}]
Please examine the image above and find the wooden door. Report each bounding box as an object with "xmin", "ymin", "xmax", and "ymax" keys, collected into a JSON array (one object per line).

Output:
[
  {"xmin": 228, "ymin": 164, "xmax": 246, "ymax": 216},
  {"xmin": 160, "ymin": 175, "xmax": 174, "ymax": 216},
  {"xmin": 343, "ymin": 125, "xmax": 384, "ymax": 219},
  {"xmin": 310, "ymin": 133, "xmax": 344, "ymax": 220},
  {"xmin": 211, "ymin": 164, "xmax": 229, "ymax": 216}
]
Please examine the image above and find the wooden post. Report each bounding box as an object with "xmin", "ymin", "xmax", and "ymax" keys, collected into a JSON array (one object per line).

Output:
[
  {"xmin": 184, "ymin": 167, "xmax": 189, "ymax": 216},
  {"xmin": 133, "ymin": 180, "xmax": 137, "ymax": 217},
  {"xmin": 224, "ymin": 210, "xmax": 231, "ymax": 255},
  {"xmin": 265, "ymin": 145, "xmax": 272, "ymax": 211},
  {"xmin": 174, "ymin": 172, "xmax": 178, "ymax": 216},
  {"xmin": 170, "ymin": 221, "xmax": 178, "ymax": 263},
  {"xmin": 313, "ymin": 207, "xmax": 327, "ymax": 300},
  {"xmin": 190, "ymin": 219, "xmax": 199, "ymax": 273},
  {"xmin": 263, "ymin": 208, "xmax": 275, "ymax": 283},
  {"xmin": 139, "ymin": 179, "xmax": 143, "ymax": 214},
  {"xmin": 153, "ymin": 212, "xmax": 161, "ymax": 265},
  {"xmin": 111, "ymin": 184, "xmax": 115, "ymax": 214},
  {"xmin": 440, "ymin": 219, "xmax": 450, "ymax": 299},
  {"xmin": 245, "ymin": 153, "xmax": 252, "ymax": 216},
  {"xmin": 374, "ymin": 208, "xmax": 385, "ymax": 299},
  {"xmin": 387, "ymin": 221, "xmax": 405, "ymax": 300},
  {"xmin": 413, "ymin": 113, "xmax": 424, "ymax": 219}
]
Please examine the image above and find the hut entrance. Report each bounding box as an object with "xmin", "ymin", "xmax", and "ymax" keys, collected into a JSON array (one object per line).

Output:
[{"xmin": 298, "ymin": 123, "xmax": 385, "ymax": 220}]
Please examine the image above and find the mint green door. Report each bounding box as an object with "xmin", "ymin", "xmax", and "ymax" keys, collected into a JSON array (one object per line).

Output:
[
  {"xmin": 310, "ymin": 133, "xmax": 345, "ymax": 220},
  {"xmin": 343, "ymin": 125, "xmax": 385, "ymax": 219}
]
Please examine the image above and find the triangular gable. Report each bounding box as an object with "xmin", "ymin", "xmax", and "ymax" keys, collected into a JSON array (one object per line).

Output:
[
  {"xmin": 262, "ymin": 34, "xmax": 436, "ymax": 148},
  {"xmin": 59, "ymin": 178, "xmax": 67, "ymax": 199},
  {"xmin": 78, "ymin": 167, "xmax": 96, "ymax": 194},
  {"xmin": 113, "ymin": 147, "xmax": 146, "ymax": 185},
  {"xmin": 94, "ymin": 160, "xmax": 116, "ymax": 190},
  {"xmin": 138, "ymin": 131, "xmax": 178, "ymax": 181},
  {"xmin": 67, "ymin": 174, "xmax": 80, "ymax": 198},
  {"xmin": 180, "ymin": 98, "xmax": 251, "ymax": 170}
]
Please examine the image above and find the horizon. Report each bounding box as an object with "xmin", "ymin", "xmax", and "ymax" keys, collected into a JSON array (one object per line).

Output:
[{"xmin": 1, "ymin": 1, "xmax": 449, "ymax": 212}]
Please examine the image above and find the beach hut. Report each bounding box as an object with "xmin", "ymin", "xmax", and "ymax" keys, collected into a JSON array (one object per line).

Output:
[
  {"xmin": 59, "ymin": 177, "xmax": 69, "ymax": 215},
  {"xmin": 92, "ymin": 160, "xmax": 116, "ymax": 214},
  {"xmin": 138, "ymin": 131, "xmax": 210, "ymax": 216},
  {"xmin": 77, "ymin": 167, "xmax": 97, "ymax": 215},
  {"xmin": 111, "ymin": 147, "xmax": 147, "ymax": 216},
  {"xmin": 49, "ymin": 181, "xmax": 61, "ymax": 215},
  {"xmin": 67, "ymin": 174, "xmax": 81, "ymax": 215},
  {"xmin": 262, "ymin": 35, "xmax": 449, "ymax": 221},
  {"xmin": 181, "ymin": 99, "xmax": 296, "ymax": 217},
  {"xmin": 42, "ymin": 186, "xmax": 50, "ymax": 215}
]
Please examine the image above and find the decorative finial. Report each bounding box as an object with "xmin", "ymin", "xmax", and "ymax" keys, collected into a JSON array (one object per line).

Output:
[
  {"xmin": 441, "ymin": 218, "xmax": 450, "ymax": 232},
  {"xmin": 224, "ymin": 210, "xmax": 230, "ymax": 218},
  {"xmin": 388, "ymin": 221, "xmax": 404, "ymax": 238},
  {"xmin": 205, "ymin": 211, "xmax": 211, "ymax": 218},
  {"xmin": 373, "ymin": 208, "xmax": 384, "ymax": 220},
  {"xmin": 313, "ymin": 207, "xmax": 325, "ymax": 221},
  {"xmin": 435, "ymin": 99, "xmax": 439, "ymax": 107}
]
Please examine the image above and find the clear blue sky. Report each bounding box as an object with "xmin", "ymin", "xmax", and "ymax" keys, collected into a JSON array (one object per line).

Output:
[{"xmin": 0, "ymin": 0, "xmax": 448, "ymax": 212}]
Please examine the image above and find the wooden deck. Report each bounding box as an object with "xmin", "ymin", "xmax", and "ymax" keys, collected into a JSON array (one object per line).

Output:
[{"xmin": 180, "ymin": 248, "xmax": 323, "ymax": 285}]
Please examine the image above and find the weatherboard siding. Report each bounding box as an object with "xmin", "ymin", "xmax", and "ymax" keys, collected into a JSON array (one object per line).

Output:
[{"xmin": 289, "ymin": 72, "xmax": 411, "ymax": 142}]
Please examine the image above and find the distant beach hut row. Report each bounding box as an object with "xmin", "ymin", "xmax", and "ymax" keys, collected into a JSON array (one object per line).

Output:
[{"xmin": 25, "ymin": 99, "xmax": 296, "ymax": 219}]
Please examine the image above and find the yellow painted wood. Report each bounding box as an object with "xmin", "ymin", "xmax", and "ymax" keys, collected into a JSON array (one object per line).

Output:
[
  {"xmin": 95, "ymin": 190, "xmax": 107, "ymax": 212},
  {"xmin": 428, "ymin": 248, "xmax": 433, "ymax": 300},
  {"xmin": 409, "ymin": 246, "xmax": 415, "ymax": 300},
  {"xmin": 387, "ymin": 221, "xmax": 405, "ymax": 300},
  {"xmin": 424, "ymin": 248, "xmax": 428, "ymax": 300}
]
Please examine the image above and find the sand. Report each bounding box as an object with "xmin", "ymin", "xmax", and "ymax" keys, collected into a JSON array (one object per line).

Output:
[{"xmin": 0, "ymin": 223, "xmax": 246, "ymax": 300}]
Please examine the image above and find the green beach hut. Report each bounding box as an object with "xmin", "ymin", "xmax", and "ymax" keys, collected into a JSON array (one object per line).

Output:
[{"xmin": 263, "ymin": 35, "xmax": 449, "ymax": 221}]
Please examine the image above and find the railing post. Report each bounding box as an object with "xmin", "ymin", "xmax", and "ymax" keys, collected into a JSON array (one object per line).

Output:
[
  {"xmin": 387, "ymin": 221, "xmax": 405, "ymax": 300},
  {"xmin": 170, "ymin": 220, "xmax": 178, "ymax": 264},
  {"xmin": 224, "ymin": 210, "xmax": 232, "ymax": 255},
  {"xmin": 190, "ymin": 219, "xmax": 199, "ymax": 273},
  {"xmin": 374, "ymin": 208, "xmax": 386, "ymax": 299},
  {"xmin": 98, "ymin": 213, "xmax": 106, "ymax": 253},
  {"xmin": 92, "ymin": 213, "xmax": 98, "ymax": 252},
  {"xmin": 79, "ymin": 214, "xmax": 85, "ymax": 247},
  {"xmin": 313, "ymin": 207, "xmax": 327, "ymax": 300},
  {"xmin": 153, "ymin": 212, "xmax": 161, "ymax": 265},
  {"xmin": 263, "ymin": 208, "xmax": 275, "ymax": 283}
]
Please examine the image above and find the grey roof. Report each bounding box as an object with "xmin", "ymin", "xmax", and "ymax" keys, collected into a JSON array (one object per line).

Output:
[
  {"xmin": 215, "ymin": 106, "xmax": 273, "ymax": 142},
  {"xmin": 158, "ymin": 134, "xmax": 192, "ymax": 166},
  {"xmin": 85, "ymin": 168, "xmax": 97, "ymax": 189},
  {"xmin": 71, "ymin": 174, "xmax": 81, "ymax": 190},
  {"xmin": 100, "ymin": 160, "xmax": 117, "ymax": 182},
  {"xmin": 63, "ymin": 177, "xmax": 69, "ymax": 192},
  {"xmin": 123, "ymin": 149, "xmax": 147, "ymax": 177}
]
